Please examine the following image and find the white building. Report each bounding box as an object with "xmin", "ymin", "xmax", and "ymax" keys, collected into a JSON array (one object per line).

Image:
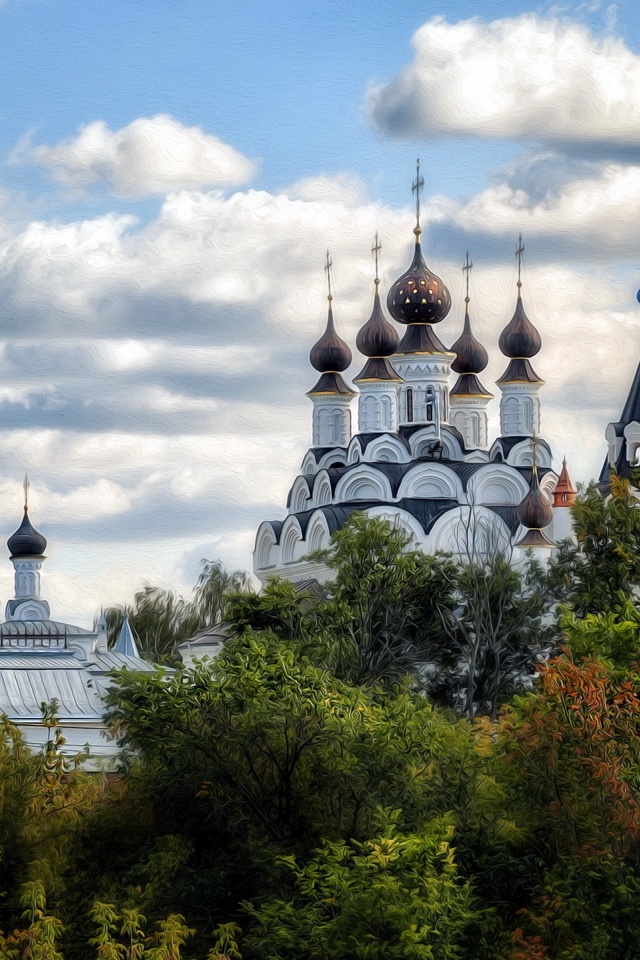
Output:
[
  {"xmin": 0, "ymin": 492, "xmax": 154, "ymax": 764},
  {"xmin": 254, "ymin": 173, "xmax": 577, "ymax": 584}
]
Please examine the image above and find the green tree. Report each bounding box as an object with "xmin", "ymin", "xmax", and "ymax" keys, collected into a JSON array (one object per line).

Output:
[
  {"xmin": 548, "ymin": 473, "xmax": 640, "ymax": 616},
  {"xmin": 244, "ymin": 816, "xmax": 477, "ymax": 960},
  {"xmin": 106, "ymin": 560, "xmax": 252, "ymax": 663}
]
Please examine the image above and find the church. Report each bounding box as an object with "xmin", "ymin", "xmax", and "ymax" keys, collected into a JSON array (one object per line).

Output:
[
  {"xmin": 0, "ymin": 480, "xmax": 153, "ymax": 764},
  {"xmin": 254, "ymin": 165, "xmax": 580, "ymax": 584}
]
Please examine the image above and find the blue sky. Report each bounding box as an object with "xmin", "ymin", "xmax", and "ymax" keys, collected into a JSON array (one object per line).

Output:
[{"xmin": 0, "ymin": 0, "xmax": 637, "ymax": 621}]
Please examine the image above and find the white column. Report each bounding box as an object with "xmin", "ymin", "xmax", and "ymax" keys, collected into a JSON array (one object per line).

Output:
[{"xmin": 311, "ymin": 395, "xmax": 353, "ymax": 446}]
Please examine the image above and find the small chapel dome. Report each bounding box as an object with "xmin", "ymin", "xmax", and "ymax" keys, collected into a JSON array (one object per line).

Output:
[
  {"xmin": 498, "ymin": 293, "xmax": 542, "ymax": 359},
  {"xmin": 518, "ymin": 480, "xmax": 553, "ymax": 531},
  {"xmin": 357, "ymin": 243, "xmax": 399, "ymax": 359},
  {"xmin": 451, "ymin": 306, "xmax": 488, "ymax": 375},
  {"xmin": 498, "ymin": 236, "xmax": 541, "ymax": 360},
  {"xmin": 8, "ymin": 509, "xmax": 47, "ymax": 559},
  {"xmin": 309, "ymin": 300, "xmax": 352, "ymax": 373}
]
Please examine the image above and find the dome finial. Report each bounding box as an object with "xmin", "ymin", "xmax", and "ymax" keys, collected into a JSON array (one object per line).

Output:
[
  {"xmin": 516, "ymin": 232, "xmax": 525, "ymax": 290},
  {"xmin": 371, "ymin": 231, "xmax": 382, "ymax": 286},
  {"xmin": 411, "ymin": 157, "xmax": 424, "ymax": 237},
  {"xmin": 23, "ymin": 473, "xmax": 29, "ymax": 514},
  {"xmin": 324, "ymin": 249, "xmax": 333, "ymax": 302},
  {"xmin": 462, "ymin": 250, "xmax": 473, "ymax": 308}
]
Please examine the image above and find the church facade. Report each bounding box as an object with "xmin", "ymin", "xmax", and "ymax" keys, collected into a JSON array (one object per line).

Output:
[
  {"xmin": 0, "ymin": 486, "xmax": 153, "ymax": 765},
  {"xmin": 254, "ymin": 168, "xmax": 577, "ymax": 585}
]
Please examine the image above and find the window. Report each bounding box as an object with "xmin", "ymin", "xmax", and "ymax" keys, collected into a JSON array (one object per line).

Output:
[
  {"xmin": 425, "ymin": 387, "xmax": 435, "ymax": 423},
  {"xmin": 406, "ymin": 388, "xmax": 414, "ymax": 423}
]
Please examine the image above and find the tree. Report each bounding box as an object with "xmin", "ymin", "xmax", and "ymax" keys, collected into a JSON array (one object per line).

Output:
[
  {"xmin": 243, "ymin": 815, "xmax": 477, "ymax": 960},
  {"xmin": 548, "ymin": 472, "xmax": 640, "ymax": 617},
  {"xmin": 105, "ymin": 560, "xmax": 252, "ymax": 663},
  {"xmin": 227, "ymin": 514, "xmax": 461, "ymax": 689}
]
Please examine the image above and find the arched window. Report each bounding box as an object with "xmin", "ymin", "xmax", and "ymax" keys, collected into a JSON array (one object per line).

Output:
[
  {"xmin": 503, "ymin": 397, "xmax": 520, "ymax": 435},
  {"xmin": 425, "ymin": 387, "xmax": 435, "ymax": 423},
  {"xmin": 406, "ymin": 388, "xmax": 414, "ymax": 423}
]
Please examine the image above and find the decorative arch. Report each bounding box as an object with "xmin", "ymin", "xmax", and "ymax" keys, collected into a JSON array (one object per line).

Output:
[
  {"xmin": 540, "ymin": 470, "xmax": 559, "ymax": 500},
  {"xmin": 502, "ymin": 396, "xmax": 521, "ymax": 435},
  {"xmin": 399, "ymin": 463, "xmax": 463, "ymax": 500},
  {"xmin": 288, "ymin": 476, "xmax": 311, "ymax": 513},
  {"xmin": 312, "ymin": 470, "xmax": 333, "ymax": 507},
  {"xmin": 508, "ymin": 439, "xmax": 552, "ymax": 468},
  {"xmin": 364, "ymin": 434, "xmax": 409, "ymax": 465},
  {"xmin": 281, "ymin": 517, "xmax": 303, "ymax": 564},
  {"xmin": 468, "ymin": 465, "xmax": 530, "ymax": 506},
  {"xmin": 254, "ymin": 523, "xmax": 278, "ymax": 570},
  {"xmin": 305, "ymin": 511, "xmax": 331, "ymax": 553},
  {"xmin": 410, "ymin": 427, "xmax": 462, "ymax": 461},
  {"xmin": 335, "ymin": 465, "xmax": 392, "ymax": 503},
  {"xmin": 428, "ymin": 505, "xmax": 512, "ymax": 558},
  {"xmin": 318, "ymin": 449, "xmax": 347, "ymax": 470},
  {"xmin": 301, "ymin": 453, "xmax": 318, "ymax": 475},
  {"xmin": 347, "ymin": 439, "xmax": 361, "ymax": 465},
  {"xmin": 366, "ymin": 506, "xmax": 425, "ymax": 544}
]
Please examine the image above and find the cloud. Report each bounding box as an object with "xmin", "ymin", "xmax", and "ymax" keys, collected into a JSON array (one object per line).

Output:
[
  {"xmin": 13, "ymin": 115, "xmax": 256, "ymax": 196},
  {"xmin": 368, "ymin": 14, "xmax": 640, "ymax": 149}
]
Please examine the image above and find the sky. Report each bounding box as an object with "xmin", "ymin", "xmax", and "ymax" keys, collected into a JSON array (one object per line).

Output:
[{"xmin": 0, "ymin": 0, "xmax": 638, "ymax": 623}]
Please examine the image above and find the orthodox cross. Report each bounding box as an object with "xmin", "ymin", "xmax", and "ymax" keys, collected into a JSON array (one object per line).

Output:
[
  {"xmin": 371, "ymin": 232, "xmax": 382, "ymax": 285},
  {"xmin": 529, "ymin": 434, "xmax": 541, "ymax": 474},
  {"xmin": 23, "ymin": 474, "xmax": 30, "ymax": 512},
  {"xmin": 324, "ymin": 250, "xmax": 333, "ymax": 301},
  {"xmin": 516, "ymin": 232, "xmax": 525, "ymax": 288},
  {"xmin": 411, "ymin": 157, "xmax": 424, "ymax": 230},
  {"xmin": 462, "ymin": 250, "xmax": 473, "ymax": 303}
]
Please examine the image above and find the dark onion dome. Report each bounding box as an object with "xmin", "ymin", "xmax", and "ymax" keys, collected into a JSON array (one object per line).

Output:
[
  {"xmin": 496, "ymin": 358, "xmax": 543, "ymax": 385},
  {"xmin": 387, "ymin": 231, "xmax": 451, "ymax": 326},
  {"xmin": 357, "ymin": 285, "xmax": 399, "ymax": 358},
  {"xmin": 451, "ymin": 305, "xmax": 488, "ymax": 375},
  {"xmin": 450, "ymin": 373, "xmax": 492, "ymax": 399},
  {"xmin": 515, "ymin": 467, "xmax": 553, "ymax": 548},
  {"xmin": 310, "ymin": 301, "xmax": 352, "ymax": 373},
  {"xmin": 499, "ymin": 291, "xmax": 542, "ymax": 359},
  {"xmin": 8, "ymin": 508, "xmax": 47, "ymax": 558}
]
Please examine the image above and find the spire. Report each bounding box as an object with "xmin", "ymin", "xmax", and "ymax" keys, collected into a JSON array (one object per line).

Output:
[
  {"xmin": 450, "ymin": 252, "xmax": 491, "ymax": 399},
  {"xmin": 387, "ymin": 162, "xmax": 451, "ymax": 333},
  {"xmin": 412, "ymin": 157, "xmax": 424, "ymax": 237},
  {"xmin": 355, "ymin": 234, "xmax": 402, "ymax": 383},
  {"xmin": 114, "ymin": 615, "xmax": 139, "ymax": 658},
  {"xmin": 497, "ymin": 235, "xmax": 543, "ymax": 386},
  {"xmin": 515, "ymin": 437, "xmax": 553, "ymax": 547},
  {"xmin": 307, "ymin": 252, "xmax": 355, "ymax": 398},
  {"xmin": 553, "ymin": 457, "xmax": 577, "ymax": 507}
]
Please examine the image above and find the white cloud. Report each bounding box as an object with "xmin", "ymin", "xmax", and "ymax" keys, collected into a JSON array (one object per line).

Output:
[
  {"xmin": 368, "ymin": 14, "xmax": 640, "ymax": 148},
  {"xmin": 451, "ymin": 159, "xmax": 640, "ymax": 252},
  {"xmin": 14, "ymin": 115, "xmax": 256, "ymax": 196}
]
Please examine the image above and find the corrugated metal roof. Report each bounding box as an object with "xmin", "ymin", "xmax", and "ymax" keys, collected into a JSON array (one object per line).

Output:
[{"xmin": 0, "ymin": 668, "xmax": 103, "ymax": 720}]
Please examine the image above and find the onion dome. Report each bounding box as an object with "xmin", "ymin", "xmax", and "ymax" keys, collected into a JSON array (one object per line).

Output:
[
  {"xmin": 310, "ymin": 301, "xmax": 352, "ymax": 373},
  {"xmin": 8, "ymin": 508, "xmax": 47, "ymax": 558},
  {"xmin": 355, "ymin": 235, "xmax": 403, "ymax": 383},
  {"xmin": 387, "ymin": 238, "xmax": 452, "ymax": 326},
  {"xmin": 552, "ymin": 458, "xmax": 577, "ymax": 507},
  {"xmin": 450, "ymin": 255, "xmax": 492, "ymax": 399},
  {"xmin": 515, "ymin": 450, "xmax": 553, "ymax": 548},
  {"xmin": 499, "ymin": 235, "xmax": 541, "ymax": 360},
  {"xmin": 307, "ymin": 252, "xmax": 356, "ymax": 398},
  {"xmin": 387, "ymin": 159, "xmax": 451, "ymax": 328}
]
